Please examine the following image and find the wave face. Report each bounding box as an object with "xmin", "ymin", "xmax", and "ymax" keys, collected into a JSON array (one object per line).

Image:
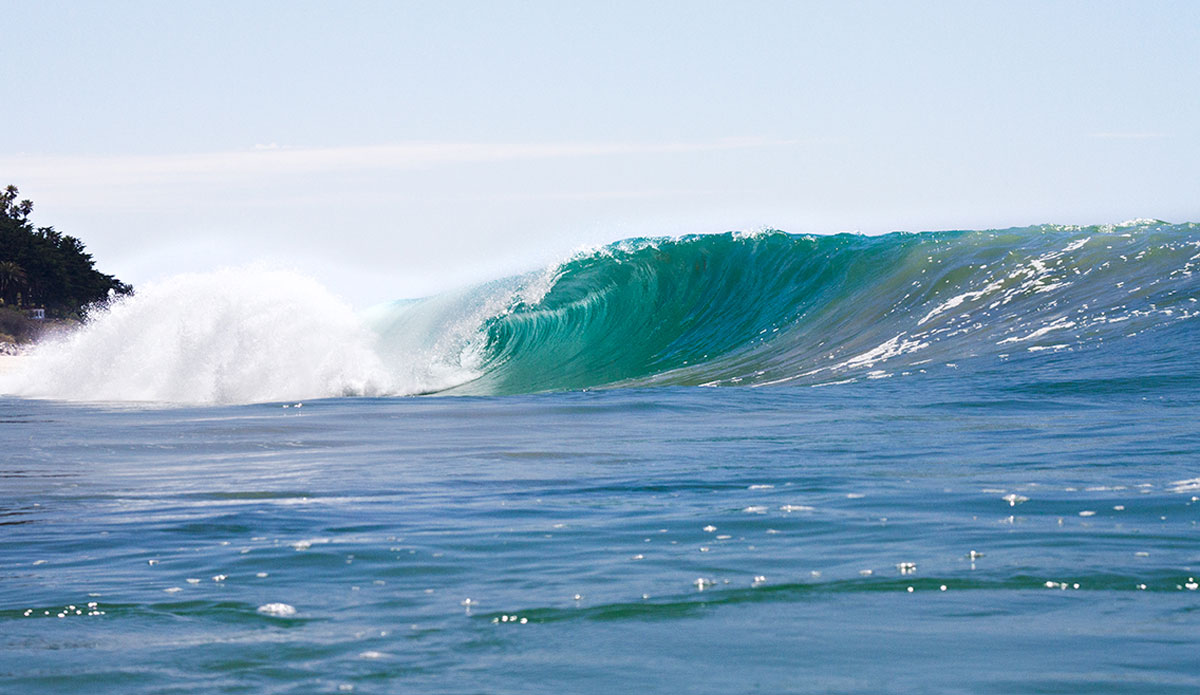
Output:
[
  {"xmin": 448, "ymin": 221, "xmax": 1200, "ymax": 394},
  {"xmin": 3, "ymin": 221, "xmax": 1198, "ymax": 403}
]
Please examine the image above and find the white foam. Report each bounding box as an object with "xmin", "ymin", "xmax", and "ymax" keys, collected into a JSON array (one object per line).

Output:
[
  {"xmin": 256, "ymin": 602, "xmax": 297, "ymax": 617},
  {"xmin": 918, "ymin": 280, "xmax": 1005, "ymax": 325},
  {"xmin": 837, "ymin": 334, "xmax": 928, "ymax": 370},
  {"xmin": 0, "ymin": 267, "xmax": 482, "ymax": 404},
  {"xmin": 996, "ymin": 318, "xmax": 1076, "ymax": 345},
  {"xmin": 1169, "ymin": 477, "xmax": 1200, "ymax": 493},
  {"xmin": 1002, "ymin": 493, "xmax": 1028, "ymax": 506},
  {"xmin": 1062, "ymin": 237, "xmax": 1091, "ymax": 253}
]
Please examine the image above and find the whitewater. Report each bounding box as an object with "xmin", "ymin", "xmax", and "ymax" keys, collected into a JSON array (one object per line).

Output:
[
  {"xmin": 4, "ymin": 221, "xmax": 1197, "ymax": 404},
  {"xmin": 4, "ymin": 220, "xmax": 1200, "ymax": 694}
]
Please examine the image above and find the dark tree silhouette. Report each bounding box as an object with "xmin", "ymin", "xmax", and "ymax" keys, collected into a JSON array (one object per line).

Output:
[
  {"xmin": 0, "ymin": 260, "xmax": 28, "ymax": 306},
  {"xmin": 0, "ymin": 185, "xmax": 132, "ymax": 317}
]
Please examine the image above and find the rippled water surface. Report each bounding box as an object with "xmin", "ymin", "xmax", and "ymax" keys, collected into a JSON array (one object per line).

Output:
[{"xmin": 4, "ymin": 350, "xmax": 1200, "ymax": 692}]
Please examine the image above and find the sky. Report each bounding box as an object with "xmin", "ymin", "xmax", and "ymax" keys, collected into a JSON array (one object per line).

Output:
[{"xmin": 2, "ymin": 0, "xmax": 1198, "ymax": 305}]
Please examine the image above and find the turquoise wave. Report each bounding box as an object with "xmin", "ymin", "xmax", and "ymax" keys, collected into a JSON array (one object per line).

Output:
[{"xmin": 387, "ymin": 221, "xmax": 1198, "ymax": 395}]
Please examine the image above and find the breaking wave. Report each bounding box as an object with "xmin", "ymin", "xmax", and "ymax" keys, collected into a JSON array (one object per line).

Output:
[{"xmin": 3, "ymin": 221, "xmax": 1198, "ymax": 404}]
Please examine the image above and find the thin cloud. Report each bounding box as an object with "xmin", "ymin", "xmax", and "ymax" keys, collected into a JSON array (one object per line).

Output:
[
  {"xmin": 1, "ymin": 138, "xmax": 799, "ymax": 187},
  {"xmin": 1085, "ymin": 132, "xmax": 1170, "ymax": 140}
]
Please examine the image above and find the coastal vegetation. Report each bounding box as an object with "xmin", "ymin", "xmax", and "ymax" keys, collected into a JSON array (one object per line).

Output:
[{"xmin": 0, "ymin": 185, "xmax": 131, "ymax": 342}]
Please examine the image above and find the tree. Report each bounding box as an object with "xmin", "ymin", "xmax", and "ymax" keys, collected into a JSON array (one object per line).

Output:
[
  {"xmin": 0, "ymin": 185, "xmax": 33, "ymax": 222},
  {"xmin": 0, "ymin": 260, "xmax": 28, "ymax": 306},
  {"xmin": 0, "ymin": 185, "xmax": 132, "ymax": 316}
]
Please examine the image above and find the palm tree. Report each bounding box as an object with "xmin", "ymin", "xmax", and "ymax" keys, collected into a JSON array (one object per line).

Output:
[
  {"xmin": 0, "ymin": 260, "xmax": 28, "ymax": 306},
  {"xmin": 1, "ymin": 185, "xmax": 32, "ymax": 222}
]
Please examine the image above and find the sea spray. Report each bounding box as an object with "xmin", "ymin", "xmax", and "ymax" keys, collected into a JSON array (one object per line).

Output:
[
  {"xmin": 0, "ymin": 268, "xmax": 396, "ymax": 404},
  {"xmin": 363, "ymin": 262, "xmax": 562, "ymax": 395}
]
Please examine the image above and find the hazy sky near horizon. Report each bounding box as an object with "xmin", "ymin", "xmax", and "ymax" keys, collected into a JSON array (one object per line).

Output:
[{"xmin": 2, "ymin": 0, "xmax": 1198, "ymax": 305}]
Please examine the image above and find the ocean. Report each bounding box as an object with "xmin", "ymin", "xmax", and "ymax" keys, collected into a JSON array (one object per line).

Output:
[{"xmin": 2, "ymin": 221, "xmax": 1199, "ymax": 693}]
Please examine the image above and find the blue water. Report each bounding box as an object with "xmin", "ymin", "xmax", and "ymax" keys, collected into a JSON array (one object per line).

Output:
[{"xmin": 3, "ymin": 223, "xmax": 1200, "ymax": 692}]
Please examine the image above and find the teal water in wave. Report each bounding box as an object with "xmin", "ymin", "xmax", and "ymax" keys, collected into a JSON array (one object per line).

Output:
[
  {"xmin": 369, "ymin": 222, "xmax": 1200, "ymax": 396},
  {"xmin": 2, "ymin": 223, "xmax": 1200, "ymax": 693}
]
